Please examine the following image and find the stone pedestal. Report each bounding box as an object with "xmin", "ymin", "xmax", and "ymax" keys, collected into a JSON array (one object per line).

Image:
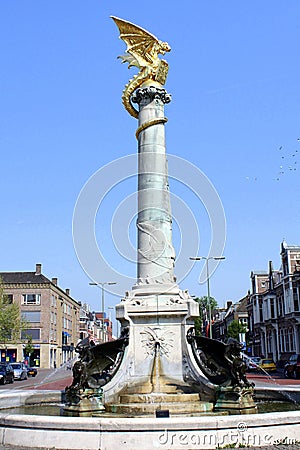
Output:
[
  {"xmin": 103, "ymin": 290, "xmax": 216, "ymax": 412},
  {"xmin": 64, "ymin": 388, "xmax": 105, "ymax": 416},
  {"xmin": 214, "ymin": 386, "xmax": 257, "ymax": 415}
]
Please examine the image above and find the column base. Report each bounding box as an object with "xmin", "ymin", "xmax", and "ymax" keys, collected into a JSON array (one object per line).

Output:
[
  {"xmin": 103, "ymin": 288, "xmax": 216, "ymax": 412},
  {"xmin": 214, "ymin": 386, "xmax": 258, "ymax": 415},
  {"xmin": 63, "ymin": 388, "xmax": 105, "ymax": 416}
]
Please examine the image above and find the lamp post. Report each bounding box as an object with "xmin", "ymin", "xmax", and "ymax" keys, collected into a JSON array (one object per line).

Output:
[
  {"xmin": 190, "ymin": 256, "xmax": 225, "ymax": 338},
  {"xmin": 89, "ymin": 282, "xmax": 116, "ymax": 342}
]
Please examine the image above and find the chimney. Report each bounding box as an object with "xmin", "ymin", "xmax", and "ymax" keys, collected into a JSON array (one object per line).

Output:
[
  {"xmin": 268, "ymin": 260, "xmax": 274, "ymax": 291},
  {"xmin": 65, "ymin": 288, "xmax": 70, "ymax": 296},
  {"xmin": 52, "ymin": 277, "xmax": 58, "ymax": 286},
  {"xmin": 35, "ymin": 263, "xmax": 42, "ymax": 275}
]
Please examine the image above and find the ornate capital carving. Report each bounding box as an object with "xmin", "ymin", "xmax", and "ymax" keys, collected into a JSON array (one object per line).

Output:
[
  {"xmin": 132, "ymin": 86, "xmax": 172, "ymax": 106},
  {"xmin": 140, "ymin": 326, "xmax": 174, "ymax": 358}
]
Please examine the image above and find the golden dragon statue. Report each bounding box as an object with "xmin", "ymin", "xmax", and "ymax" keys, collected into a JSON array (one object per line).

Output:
[{"xmin": 111, "ymin": 16, "xmax": 171, "ymax": 119}]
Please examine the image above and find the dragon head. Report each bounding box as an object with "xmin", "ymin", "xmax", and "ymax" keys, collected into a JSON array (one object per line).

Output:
[{"xmin": 158, "ymin": 40, "xmax": 171, "ymax": 55}]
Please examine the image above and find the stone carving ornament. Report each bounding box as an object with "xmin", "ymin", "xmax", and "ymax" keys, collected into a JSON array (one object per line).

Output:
[{"xmin": 140, "ymin": 326, "xmax": 174, "ymax": 358}]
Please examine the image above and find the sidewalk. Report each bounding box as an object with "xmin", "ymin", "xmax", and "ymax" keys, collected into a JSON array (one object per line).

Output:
[
  {"xmin": 33, "ymin": 375, "xmax": 72, "ymax": 391},
  {"xmin": 30, "ymin": 367, "xmax": 73, "ymax": 391}
]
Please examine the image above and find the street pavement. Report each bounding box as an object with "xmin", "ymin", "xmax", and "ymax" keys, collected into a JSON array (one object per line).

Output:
[
  {"xmin": 249, "ymin": 371, "xmax": 300, "ymax": 387},
  {"xmin": 0, "ymin": 365, "xmax": 73, "ymax": 392}
]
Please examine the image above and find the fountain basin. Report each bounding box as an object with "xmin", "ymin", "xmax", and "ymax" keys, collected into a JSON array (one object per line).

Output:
[
  {"xmin": 255, "ymin": 386, "xmax": 300, "ymax": 403},
  {"xmin": 0, "ymin": 390, "xmax": 300, "ymax": 449}
]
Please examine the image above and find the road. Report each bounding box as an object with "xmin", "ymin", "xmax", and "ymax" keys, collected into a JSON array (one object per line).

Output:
[
  {"xmin": 248, "ymin": 370, "xmax": 300, "ymax": 386},
  {"xmin": 0, "ymin": 365, "xmax": 73, "ymax": 391},
  {"xmin": 1, "ymin": 366, "xmax": 300, "ymax": 392}
]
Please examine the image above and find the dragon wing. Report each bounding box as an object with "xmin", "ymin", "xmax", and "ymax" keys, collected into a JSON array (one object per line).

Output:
[{"xmin": 111, "ymin": 16, "xmax": 168, "ymax": 68}]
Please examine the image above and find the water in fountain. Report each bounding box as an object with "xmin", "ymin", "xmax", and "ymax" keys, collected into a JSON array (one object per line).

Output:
[
  {"xmin": 243, "ymin": 353, "xmax": 300, "ymax": 406},
  {"xmin": 30, "ymin": 359, "xmax": 75, "ymax": 390}
]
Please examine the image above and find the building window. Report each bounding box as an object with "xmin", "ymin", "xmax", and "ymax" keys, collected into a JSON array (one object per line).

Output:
[
  {"xmin": 4, "ymin": 294, "xmax": 13, "ymax": 304},
  {"xmin": 22, "ymin": 294, "xmax": 41, "ymax": 305},
  {"xmin": 259, "ymin": 301, "xmax": 263, "ymax": 322},
  {"xmin": 289, "ymin": 328, "xmax": 295, "ymax": 352},
  {"xmin": 267, "ymin": 331, "xmax": 272, "ymax": 354},
  {"xmin": 21, "ymin": 329, "xmax": 40, "ymax": 340},
  {"xmin": 62, "ymin": 332, "xmax": 68, "ymax": 345},
  {"xmin": 277, "ymin": 297, "xmax": 282, "ymax": 317},
  {"xmin": 279, "ymin": 329, "xmax": 284, "ymax": 353},
  {"xmin": 22, "ymin": 311, "xmax": 41, "ymax": 323},
  {"xmin": 293, "ymin": 288, "xmax": 299, "ymax": 312},
  {"xmin": 285, "ymin": 329, "xmax": 289, "ymax": 352},
  {"xmin": 270, "ymin": 298, "xmax": 275, "ymax": 319}
]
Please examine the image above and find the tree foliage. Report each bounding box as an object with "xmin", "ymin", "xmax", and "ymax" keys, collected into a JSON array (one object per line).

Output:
[
  {"xmin": 227, "ymin": 319, "xmax": 247, "ymax": 341},
  {"xmin": 0, "ymin": 279, "xmax": 28, "ymax": 347},
  {"xmin": 24, "ymin": 335, "xmax": 34, "ymax": 357},
  {"xmin": 194, "ymin": 296, "xmax": 218, "ymax": 335}
]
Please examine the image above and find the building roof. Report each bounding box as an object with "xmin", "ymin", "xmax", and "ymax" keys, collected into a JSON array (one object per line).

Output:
[
  {"xmin": 251, "ymin": 271, "xmax": 268, "ymax": 276},
  {"xmin": 0, "ymin": 272, "xmax": 50, "ymax": 284},
  {"xmin": 281, "ymin": 240, "xmax": 300, "ymax": 251},
  {"xmin": 235, "ymin": 296, "xmax": 248, "ymax": 312},
  {"xmin": 0, "ymin": 267, "xmax": 81, "ymax": 306}
]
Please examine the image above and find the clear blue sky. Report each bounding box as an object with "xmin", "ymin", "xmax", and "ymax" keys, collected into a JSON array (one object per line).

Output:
[{"xmin": 1, "ymin": 1, "xmax": 299, "ymax": 324}]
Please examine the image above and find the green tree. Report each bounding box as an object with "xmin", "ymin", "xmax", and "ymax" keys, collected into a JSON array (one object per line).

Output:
[
  {"xmin": 227, "ymin": 319, "xmax": 247, "ymax": 341},
  {"xmin": 23, "ymin": 335, "xmax": 34, "ymax": 365},
  {"xmin": 194, "ymin": 296, "xmax": 218, "ymax": 335},
  {"xmin": 0, "ymin": 278, "xmax": 28, "ymax": 357}
]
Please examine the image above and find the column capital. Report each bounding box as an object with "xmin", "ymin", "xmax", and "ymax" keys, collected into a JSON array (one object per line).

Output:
[{"xmin": 132, "ymin": 86, "xmax": 172, "ymax": 106}]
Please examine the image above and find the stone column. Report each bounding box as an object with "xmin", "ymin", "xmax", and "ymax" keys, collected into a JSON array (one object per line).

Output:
[{"xmin": 131, "ymin": 83, "xmax": 177, "ymax": 291}]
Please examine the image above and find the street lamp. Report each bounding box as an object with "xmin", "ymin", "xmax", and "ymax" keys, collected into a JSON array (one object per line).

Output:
[
  {"xmin": 189, "ymin": 256, "xmax": 225, "ymax": 338},
  {"xmin": 89, "ymin": 281, "xmax": 116, "ymax": 342}
]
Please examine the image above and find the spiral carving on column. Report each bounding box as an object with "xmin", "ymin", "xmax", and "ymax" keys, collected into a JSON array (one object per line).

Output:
[{"xmin": 133, "ymin": 86, "xmax": 171, "ymax": 139}]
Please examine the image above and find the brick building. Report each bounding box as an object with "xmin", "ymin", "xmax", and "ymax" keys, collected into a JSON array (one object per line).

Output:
[
  {"xmin": 95, "ymin": 312, "xmax": 113, "ymax": 342},
  {"xmin": 0, "ymin": 264, "xmax": 81, "ymax": 368},
  {"xmin": 79, "ymin": 303, "xmax": 101, "ymax": 343},
  {"xmin": 247, "ymin": 241, "xmax": 300, "ymax": 362},
  {"xmin": 213, "ymin": 297, "xmax": 249, "ymax": 347},
  {"xmin": 79, "ymin": 305, "xmax": 113, "ymax": 344}
]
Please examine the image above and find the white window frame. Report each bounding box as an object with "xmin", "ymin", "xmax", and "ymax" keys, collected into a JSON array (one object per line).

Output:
[{"xmin": 22, "ymin": 294, "xmax": 41, "ymax": 305}]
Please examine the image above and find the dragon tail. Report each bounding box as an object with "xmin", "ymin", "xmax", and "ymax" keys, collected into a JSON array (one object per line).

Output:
[{"xmin": 122, "ymin": 72, "xmax": 147, "ymax": 119}]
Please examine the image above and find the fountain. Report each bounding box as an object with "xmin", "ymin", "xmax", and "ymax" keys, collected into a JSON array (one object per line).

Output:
[
  {"xmin": 0, "ymin": 16, "xmax": 300, "ymax": 450},
  {"xmin": 60, "ymin": 15, "xmax": 256, "ymax": 417}
]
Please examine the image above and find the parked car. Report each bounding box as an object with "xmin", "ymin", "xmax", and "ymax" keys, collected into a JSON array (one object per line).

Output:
[
  {"xmin": 259, "ymin": 358, "xmax": 277, "ymax": 373},
  {"xmin": 0, "ymin": 363, "xmax": 14, "ymax": 384},
  {"xmin": 284, "ymin": 354, "xmax": 300, "ymax": 379},
  {"xmin": 11, "ymin": 362, "xmax": 28, "ymax": 380},
  {"xmin": 247, "ymin": 356, "xmax": 261, "ymax": 372},
  {"xmin": 26, "ymin": 366, "xmax": 38, "ymax": 377}
]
